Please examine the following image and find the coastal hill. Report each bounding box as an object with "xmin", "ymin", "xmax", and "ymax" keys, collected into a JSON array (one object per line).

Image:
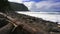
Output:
[
  {"xmin": 9, "ymin": 2, "xmax": 29, "ymax": 11},
  {"xmin": 0, "ymin": 0, "xmax": 29, "ymax": 13}
]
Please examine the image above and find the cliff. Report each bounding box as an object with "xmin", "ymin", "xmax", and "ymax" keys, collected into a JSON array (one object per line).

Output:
[{"xmin": 0, "ymin": 0, "xmax": 29, "ymax": 13}]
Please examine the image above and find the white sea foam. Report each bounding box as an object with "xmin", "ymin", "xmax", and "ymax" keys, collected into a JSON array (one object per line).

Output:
[{"xmin": 17, "ymin": 12, "xmax": 60, "ymax": 24}]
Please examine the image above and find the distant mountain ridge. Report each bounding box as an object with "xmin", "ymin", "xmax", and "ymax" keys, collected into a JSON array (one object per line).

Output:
[
  {"xmin": 0, "ymin": 0, "xmax": 29, "ymax": 13},
  {"xmin": 9, "ymin": 2, "xmax": 29, "ymax": 11}
]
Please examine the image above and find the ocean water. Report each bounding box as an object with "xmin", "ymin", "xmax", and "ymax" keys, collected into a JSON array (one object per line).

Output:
[{"xmin": 17, "ymin": 12, "xmax": 60, "ymax": 24}]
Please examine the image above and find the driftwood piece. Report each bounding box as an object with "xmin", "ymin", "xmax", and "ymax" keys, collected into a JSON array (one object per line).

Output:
[
  {"xmin": 0, "ymin": 12, "xmax": 46, "ymax": 34},
  {"xmin": 0, "ymin": 12, "xmax": 60, "ymax": 34}
]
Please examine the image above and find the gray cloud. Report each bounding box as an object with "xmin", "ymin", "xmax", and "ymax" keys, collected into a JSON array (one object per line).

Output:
[{"xmin": 29, "ymin": 1, "xmax": 60, "ymax": 12}]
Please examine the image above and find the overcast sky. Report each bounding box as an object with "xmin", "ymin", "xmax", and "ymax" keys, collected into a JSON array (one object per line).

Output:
[{"xmin": 8, "ymin": 0, "xmax": 60, "ymax": 12}]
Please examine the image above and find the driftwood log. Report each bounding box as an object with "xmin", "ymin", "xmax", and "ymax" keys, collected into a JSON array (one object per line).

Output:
[{"xmin": 0, "ymin": 12, "xmax": 60, "ymax": 34}]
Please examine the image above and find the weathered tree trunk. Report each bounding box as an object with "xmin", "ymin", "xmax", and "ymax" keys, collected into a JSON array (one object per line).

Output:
[{"xmin": 0, "ymin": 23, "xmax": 14, "ymax": 34}]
